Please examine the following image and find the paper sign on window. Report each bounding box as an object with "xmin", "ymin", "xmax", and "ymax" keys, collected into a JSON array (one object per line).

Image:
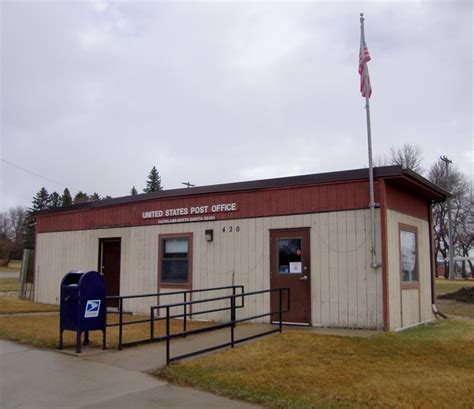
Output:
[{"xmin": 289, "ymin": 262, "xmax": 302, "ymax": 274}]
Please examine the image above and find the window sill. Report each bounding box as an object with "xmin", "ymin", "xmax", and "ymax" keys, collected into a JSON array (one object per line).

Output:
[
  {"xmin": 159, "ymin": 282, "xmax": 191, "ymax": 289},
  {"xmin": 401, "ymin": 282, "xmax": 419, "ymax": 290}
]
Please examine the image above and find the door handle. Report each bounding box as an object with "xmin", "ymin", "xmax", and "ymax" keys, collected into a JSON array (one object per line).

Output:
[{"xmin": 299, "ymin": 275, "xmax": 308, "ymax": 281}]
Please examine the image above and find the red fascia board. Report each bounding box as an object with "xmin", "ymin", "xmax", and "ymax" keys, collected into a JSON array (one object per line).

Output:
[
  {"xmin": 36, "ymin": 166, "xmax": 401, "ymax": 219},
  {"xmin": 384, "ymin": 173, "xmax": 448, "ymax": 203},
  {"xmin": 401, "ymin": 169, "xmax": 449, "ymax": 201}
]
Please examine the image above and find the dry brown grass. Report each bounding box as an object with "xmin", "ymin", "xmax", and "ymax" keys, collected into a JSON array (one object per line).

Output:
[
  {"xmin": 0, "ymin": 310, "xmax": 209, "ymax": 349},
  {"xmin": 435, "ymin": 279, "xmax": 474, "ymax": 318},
  {"xmin": 436, "ymin": 299, "xmax": 474, "ymax": 318},
  {"xmin": 0, "ymin": 297, "xmax": 211, "ymax": 350},
  {"xmin": 162, "ymin": 319, "xmax": 474, "ymax": 408},
  {"xmin": 435, "ymin": 278, "xmax": 474, "ymax": 296},
  {"xmin": 0, "ymin": 260, "xmax": 21, "ymax": 272},
  {"xmin": 0, "ymin": 278, "xmax": 19, "ymax": 292},
  {"xmin": 0, "ymin": 297, "xmax": 59, "ymax": 314}
]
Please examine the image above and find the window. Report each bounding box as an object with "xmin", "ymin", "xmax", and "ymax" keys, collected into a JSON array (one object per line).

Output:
[
  {"xmin": 277, "ymin": 238, "xmax": 302, "ymax": 274},
  {"xmin": 160, "ymin": 236, "xmax": 191, "ymax": 284},
  {"xmin": 400, "ymin": 227, "xmax": 418, "ymax": 283}
]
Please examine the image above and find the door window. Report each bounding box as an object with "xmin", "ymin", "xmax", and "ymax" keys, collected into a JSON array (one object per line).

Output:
[{"xmin": 278, "ymin": 238, "xmax": 302, "ymax": 274}]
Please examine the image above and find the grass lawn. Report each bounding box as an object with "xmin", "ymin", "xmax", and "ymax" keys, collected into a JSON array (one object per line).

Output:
[
  {"xmin": 0, "ymin": 298, "xmax": 209, "ymax": 349},
  {"xmin": 161, "ymin": 319, "xmax": 474, "ymax": 408},
  {"xmin": 435, "ymin": 278, "xmax": 474, "ymax": 318},
  {"xmin": 435, "ymin": 278, "xmax": 474, "ymax": 296},
  {"xmin": 0, "ymin": 266, "xmax": 20, "ymax": 273},
  {"xmin": 436, "ymin": 299, "xmax": 474, "ymax": 319},
  {"xmin": 0, "ymin": 260, "xmax": 21, "ymax": 273},
  {"xmin": 0, "ymin": 297, "xmax": 59, "ymax": 314},
  {"xmin": 0, "ymin": 278, "xmax": 19, "ymax": 292}
]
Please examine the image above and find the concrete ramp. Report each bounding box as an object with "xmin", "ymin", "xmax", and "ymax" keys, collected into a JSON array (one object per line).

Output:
[{"xmin": 82, "ymin": 324, "xmax": 275, "ymax": 372}]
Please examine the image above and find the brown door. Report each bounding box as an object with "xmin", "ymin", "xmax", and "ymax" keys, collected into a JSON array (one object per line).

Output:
[
  {"xmin": 270, "ymin": 228, "xmax": 311, "ymax": 325},
  {"xmin": 99, "ymin": 239, "xmax": 121, "ymax": 308}
]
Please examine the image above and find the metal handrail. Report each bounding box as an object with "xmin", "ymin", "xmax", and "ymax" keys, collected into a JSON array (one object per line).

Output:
[
  {"xmin": 106, "ymin": 285, "xmax": 244, "ymax": 300},
  {"xmin": 105, "ymin": 285, "xmax": 244, "ymax": 349},
  {"xmin": 151, "ymin": 287, "xmax": 290, "ymax": 365}
]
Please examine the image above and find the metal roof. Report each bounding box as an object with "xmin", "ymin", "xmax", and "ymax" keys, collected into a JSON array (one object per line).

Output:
[{"xmin": 36, "ymin": 165, "xmax": 448, "ymax": 216}]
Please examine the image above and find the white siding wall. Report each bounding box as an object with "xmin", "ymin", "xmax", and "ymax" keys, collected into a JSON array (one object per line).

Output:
[
  {"xmin": 386, "ymin": 210, "xmax": 434, "ymax": 330},
  {"xmin": 35, "ymin": 209, "xmax": 383, "ymax": 329}
]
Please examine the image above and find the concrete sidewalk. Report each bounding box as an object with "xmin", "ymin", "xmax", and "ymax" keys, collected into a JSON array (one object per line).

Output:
[
  {"xmin": 0, "ymin": 271, "xmax": 20, "ymax": 278},
  {"xmin": 1, "ymin": 320, "xmax": 380, "ymax": 408},
  {"xmin": 0, "ymin": 339, "xmax": 258, "ymax": 409}
]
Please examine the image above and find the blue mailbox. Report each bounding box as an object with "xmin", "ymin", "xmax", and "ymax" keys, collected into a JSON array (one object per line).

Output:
[{"xmin": 59, "ymin": 270, "xmax": 107, "ymax": 353}]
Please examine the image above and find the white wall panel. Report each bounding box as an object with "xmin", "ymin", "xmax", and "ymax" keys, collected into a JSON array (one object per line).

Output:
[
  {"xmin": 36, "ymin": 209, "xmax": 384, "ymax": 329},
  {"xmin": 386, "ymin": 210, "xmax": 434, "ymax": 330}
]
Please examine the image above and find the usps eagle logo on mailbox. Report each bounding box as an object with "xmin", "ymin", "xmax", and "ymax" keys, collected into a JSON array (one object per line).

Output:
[{"xmin": 84, "ymin": 300, "xmax": 101, "ymax": 318}]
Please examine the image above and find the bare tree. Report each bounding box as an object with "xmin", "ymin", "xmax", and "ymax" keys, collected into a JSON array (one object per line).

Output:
[
  {"xmin": 374, "ymin": 144, "xmax": 423, "ymax": 174},
  {"xmin": 373, "ymin": 154, "xmax": 389, "ymax": 167},
  {"xmin": 454, "ymin": 187, "xmax": 474, "ymax": 277},
  {"xmin": 428, "ymin": 159, "xmax": 472, "ymax": 277},
  {"xmin": 389, "ymin": 144, "xmax": 423, "ymax": 173},
  {"xmin": 0, "ymin": 207, "xmax": 27, "ymax": 266},
  {"xmin": 8, "ymin": 207, "xmax": 27, "ymax": 259},
  {"xmin": 0, "ymin": 212, "xmax": 13, "ymax": 266}
]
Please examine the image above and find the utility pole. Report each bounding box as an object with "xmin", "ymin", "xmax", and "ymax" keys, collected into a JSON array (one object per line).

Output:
[
  {"xmin": 440, "ymin": 155, "xmax": 454, "ymax": 280},
  {"xmin": 182, "ymin": 181, "xmax": 195, "ymax": 188}
]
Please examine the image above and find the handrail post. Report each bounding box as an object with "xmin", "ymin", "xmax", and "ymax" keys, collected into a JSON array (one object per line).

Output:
[
  {"xmin": 118, "ymin": 298, "xmax": 123, "ymax": 350},
  {"xmin": 166, "ymin": 306, "xmax": 171, "ymax": 365},
  {"xmin": 287, "ymin": 288, "xmax": 290, "ymax": 312},
  {"xmin": 230, "ymin": 295, "xmax": 235, "ymax": 348},
  {"xmin": 279, "ymin": 289, "xmax": 283, "ymax": 333},
  {"xmin": 103, "ymin": 302, "xmax": 107, "ymax": 350},
  {"xmin": 183, "ymin": 292, "xmax": 187, "ymax": 337},
  {"xmin": 232, "ymin": 287, "xmax": 236, "ymax": 329},
  {"xmin": 150, "ymin": 307, "xmax": 155, "ymax": 341}
]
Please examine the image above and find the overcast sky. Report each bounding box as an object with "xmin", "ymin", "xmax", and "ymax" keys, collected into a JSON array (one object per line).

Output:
[{"xmin": 1, "ymin": 0, "xmax": 472, "ymax": 211}]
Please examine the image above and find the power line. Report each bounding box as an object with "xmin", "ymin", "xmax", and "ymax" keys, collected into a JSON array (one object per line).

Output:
[{"xmin": 1, "ymin": 157, "xmax": 80, "ymax": 191}]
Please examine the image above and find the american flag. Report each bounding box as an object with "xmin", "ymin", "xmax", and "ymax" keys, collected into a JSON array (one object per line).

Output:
[{"xmin": 359, "ymin": 34, "xmax": 372, "ymax": 98}]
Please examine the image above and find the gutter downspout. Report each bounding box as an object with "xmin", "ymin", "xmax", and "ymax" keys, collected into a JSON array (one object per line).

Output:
[{"xmin": 428, "ymin": 201, "xmax": 436, "ymax": 307}]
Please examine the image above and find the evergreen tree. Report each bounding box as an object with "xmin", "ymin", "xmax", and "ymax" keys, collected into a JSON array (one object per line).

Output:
[
  {"xmin": 32, "ymin": 187, "xmax": 51, "ymax": 211},
  {"xmin": 130, "ymin": 186, "xmax": 138, "ymax": 196},
  {"xmin": 143, "ymin": 166, "xmax": 163, "ymax": 193},
  {"xmin": 61, "ymin": 188, "xmax": 73, "ymax": 207},
  {"xmin": 74, "ymin": 191, "xmax": 89, "ymax": 204},
  {"xmin": 90, "ymin": 192, "xmax": 101, "ymax": 202},
  {"xmin": 49, "ymin": 191, "xmax": 62, "ymax": 208},
  {"xmin": 24, "ymin": 187, "xmax": 51, "ymax": 249}
]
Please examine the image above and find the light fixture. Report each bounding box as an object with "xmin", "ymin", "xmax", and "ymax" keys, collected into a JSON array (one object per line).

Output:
[{"xmin": 205, "ymin": 229, "xmax": 213, "ymax": 242}]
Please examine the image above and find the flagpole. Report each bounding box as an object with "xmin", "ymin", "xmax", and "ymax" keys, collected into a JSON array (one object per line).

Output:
[{"xmin": 360, "ymin": 13, "xmax": 379, "ymax": 269}]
